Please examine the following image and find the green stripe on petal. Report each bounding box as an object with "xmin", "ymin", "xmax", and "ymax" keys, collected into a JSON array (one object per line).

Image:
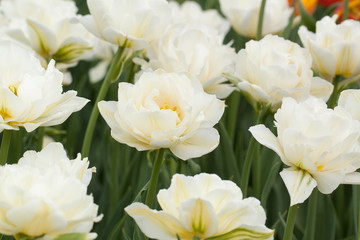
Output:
[
  {"xmin": 53, "ymin": 43, "xmax": 92, "ymax": 64},
  {"xmin": 280, "ymin": 168, "xmax": 317, "ymax": 206},
  {"xmin": 205, "ymin": 227, "xmax": 274, "ymax": 240}
]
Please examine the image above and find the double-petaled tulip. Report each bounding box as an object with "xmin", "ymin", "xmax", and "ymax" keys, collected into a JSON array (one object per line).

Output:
[
  {"xmin": 126, "ymin": 173, "xmax": 274, "ymax": 240},
  {"xmin": 137, "ymin": 24, "xmax": 237, "ymax": 99},
  {"xmin": 220, "ymin": 0, "xmax": 293, "ymax": 38},
  {"xmin": 298, "ymin": 15, "xmax": 360, "ymax": 80},
  {"xmin": 0, "ymin": 142, "xmax": 101, "ymax": 239},
  {"xmin": 0, "ymin": 41, "xmax": 89, "ymax": 132},
  {"xmin": 98, "ymin": 69, "xmax": 225, "ymax": 160},
  {"xmin": 250, "ymin": 97, "xmax": 360, "ymax": 205},
  {"xmin": 230, "ymin": 34, "xmax": 332, "ymax": 111}
]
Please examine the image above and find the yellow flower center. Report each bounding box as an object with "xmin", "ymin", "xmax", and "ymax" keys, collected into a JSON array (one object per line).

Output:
[
  {"xmin": 160, "ymin": 103, "xmax": 182, "ymax": 122},
  {"xmin": 8, "ymin": 85, "xmax": 17, "ymax": 95}
]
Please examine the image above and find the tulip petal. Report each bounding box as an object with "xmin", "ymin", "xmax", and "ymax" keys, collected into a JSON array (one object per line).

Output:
[
  {"xmin": 343, "ymin": 172, "xmax": 360, "ymax": 185},
  {"xmin": 280, "ymin": 168, "xmax": 317, "ymax": 206},
  {"xmin": 310, "ymin": 77, "xmax": 333, "ymax": 102},
  {"xmin": 216, "ymin": 197, "xmax": 266, "ymax": 234},
  {"xmin": 170, "ymin": 128, "xmax": 219, "ymax": 160},
  {"xmin": 179, "ymin": 198, "xmax": 218, "ymax": 237},
  {"xmin": 249, "ymin": 125, "xmax": 290, "ymax": 166},
  {"xmin": 125, "ymin": 202, "xmax": 189, "ymax": 240}
]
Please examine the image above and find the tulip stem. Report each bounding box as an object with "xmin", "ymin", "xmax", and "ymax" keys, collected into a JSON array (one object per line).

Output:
[
  {"xmin": 256, "ymin": 0, "xmax": 267, "ymax": 40},
  {"xmin": 81, "ymin": 44, "xmax": 127, "ymax": 158},
  {"xmin": 327, "ymin": 76, "xmax": 340, "ymax": 108},
  {"xmin": 0, "ymin": 130, "xmax": 12, "ymax": 166},
  {"xmin": 36, "ymin": 127, "xmax": 45, "ymax": 151},
  {"xmin": 241, "ymin": 104, "xmax": 270, "ymax": 196},
  {"xmin": 283, "ymin": 204, "xmax": 298, "ymax": 240},
  {"xmin": 343, "ymin": 0, "xmax": 349, "ymax": 21},
  {"xmin": 303, "ymin": 190, "xmax": 318, "ymax": 240},
  {"xmin": 145, "ymin": 148, "xmax": 165, "ymax": 207}
]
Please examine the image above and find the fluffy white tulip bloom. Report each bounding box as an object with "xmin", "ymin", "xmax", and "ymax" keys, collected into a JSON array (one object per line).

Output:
[
  {"xmin": 250, "ymin": 97, "xmax": 360, "ymax": 206},
  {"xmin": 125, "ymin": 173, "xmax": 274, "ymax": 240},
  {"xmin": 219, "ymin": 0, "xmax": 293, "ymax": 38},
  {"xmin": 98, "ymin": 69, "xmax": 225, "ymax": 160},
  {"xmin": 298, "ymin": 15, "xmax": 360, "ymax": 80},
  {"xmin": 80, "ymin": 0, "xmax": 170, "ymax": 50},
  {"xmin": 232, "ymin": 34, "xmax": 333, "ymax": 111},
  {"xmin": 0, "ymin": 0, "xmax": 92, "ymax": 67},
  {"xmin": 0, "ymin": 41, "xmax": 89, "ymax": 132},
  {"xmin": 18, "ymin": 142, "xmax": 96, "ymax": 186},
  {"xmin": 169, "ymin": 1, "xmax": 230, "ymax": 38},
  {"xmin": 137, "ymin": 25, "xmax": 237, "ymax": 99},
  {"xmin": 0, "ymin": 142, "xmax": 101, "ymax": 239}
]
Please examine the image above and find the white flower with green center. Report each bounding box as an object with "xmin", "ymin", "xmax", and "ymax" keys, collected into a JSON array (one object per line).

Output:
[
  {"xmin": 0, "ymin": 143, "xmax": 101, "ymax": 239},
  {"xmin": 98, "ymin": 69, "xmax": 225, "ymax": 160},
  {"xmin": 0, "ymin": 0, "xmax": 92, "ymax": 67},
  {"xmin": 125, "ymin": 173, "xmax": 274, "ymax": 240},
  {"xmin": 80, "ymin": 0, "xmax": 171, "ymax": 50},
  {"xmin": 0, "ymin": 41, "xmax": 89, "ymax": 132},
  {"xmin": 250, "ymin": 97, "xmax": 360, "ymax": 206},
  {"xmin": 299, "ymin": 15, "xmax": 360, "ymax": 80}
]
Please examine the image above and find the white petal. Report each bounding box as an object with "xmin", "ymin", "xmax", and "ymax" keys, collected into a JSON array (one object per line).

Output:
[
  {"xmin": 179, "ymin": 198, "xmax": 218, "ymax": 237},
  {"xmin": 280, "ymin": 168, "xmax": 317, "ymax": 206},
  {"xmin": 249, "ymin": 125, "xmax": 290, "ymax": 166},
  {"xmin": 125, "ymin": 202, "xmax": 189, "ymax": 240},
  {"xmin": 170, "ymin": 128, "xmax": 219, "ymax": 160}
]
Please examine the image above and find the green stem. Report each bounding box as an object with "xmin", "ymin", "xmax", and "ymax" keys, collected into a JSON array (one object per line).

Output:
[
  {"xmin": 226, "ymin": 91, "xmax": 241, "ymax": 143},
  {"xmin": 303, "ymin": 190, "xmax": 318, "ymax": 240},
  {"xmin": 327, "ymin": 76, "xmax": 340, "ymax": 108},
  {"xmin": 343, "ymin": 0, "xmax": 349, "ymax": 21},
  {"xmin": 283, "ymin": 205, "xmax": 299, "ymax": 240},
  {"xmin": 0, "ymin": 130, "xmax": 12, "ymax": 165},
  {"xmin": 36, "ymin": 127, "xmax": 45, "ymax": 151},
  {"xmin": 145, "ymin": 148, "xmax": 165, "ymax": 207},
  {"xmin": 241, "ymin": 105, "xmax": 270, "ymax": 197},
  {"xmin": 252, "ymin": 142, "xmax": 261, "ymax": 198},
  {"xmin": 256, "ymin": 0, "xmax": 267, "ymax": 40},
  {"xmin": 81, "ymin": 45, "xmax": 127, "ymax": 158}
]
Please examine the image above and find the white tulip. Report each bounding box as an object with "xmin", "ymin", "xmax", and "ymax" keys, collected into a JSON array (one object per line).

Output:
[
  {"xmin": 98, "ymin": 69, "xmax": 225, "ymax": 160},
  {"xmin": 138, "ymin": 25, "xmax": 237, "ymax": 99},
  {"xmin": 250, "ymin": 97, "xmax": 360, "ymax": 206},
  {"xmin": 0, "ymin": 0, "xmax": 92, "ymax": 68},
  {"xmin": 232, "ymin": 34, "xmax": 333, "ymax": 111},
  {"xmin": 80, "ymin": 0, "xmax": 170, "ymax": 50},
  {"xmin": 298, "ymin": 15, "xmax": 360, "ymax": 80},
  {"xmin": 220, "ymin": 0, "xmax": 293, "ymax": 38},
  {"xmin": 169, "ymin": 1, "xmax": 230, "ymax": 38},
  {"xmin": 18, "ymin": 142, "xmax": 96, "ymax": 186},
  {"xmin": 125, "ymin": 173, "xmax": 274, "ymax": 240},
  {"xmin": 0, "ymin": 143, "xmax": 101, "ymax": 239},
  {"xmin": 0, "ymin": 41, "xmax": 89, "ymax": 132}
]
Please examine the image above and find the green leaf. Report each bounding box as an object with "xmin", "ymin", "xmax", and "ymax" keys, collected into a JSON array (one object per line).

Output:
[
  {"xmin": 298, "ymin": 0, "xmax": 316, "ymax": 32},
  {"xmin": 205, "ymin": 227, "xmax": 274, "ymax": 240},
  {"xmin": 53, "ymin": 233, "xmax": 88, "ymax": 240}
]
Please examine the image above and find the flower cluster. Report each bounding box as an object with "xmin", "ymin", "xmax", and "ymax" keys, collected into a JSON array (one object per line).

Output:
[{"xmin": 1, "ymin": 0, "xmax": 360, "ymax": 240}]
